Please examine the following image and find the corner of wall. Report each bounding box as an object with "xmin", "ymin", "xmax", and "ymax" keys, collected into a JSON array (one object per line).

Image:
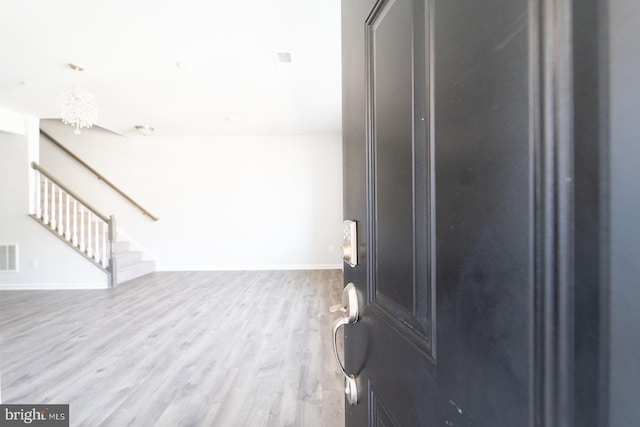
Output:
[{"xmin": 0, "ymin": 109, "xmax": 106, "ymax": 289}]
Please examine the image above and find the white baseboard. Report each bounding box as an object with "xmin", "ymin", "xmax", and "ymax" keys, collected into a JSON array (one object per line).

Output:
[
  {"xmin": 156, "ymin": 264, "xmax": 343, "ymax": 272},
  {"xmin": 0, "ymin": 282, "xmax": 108, "ymax": 290}
]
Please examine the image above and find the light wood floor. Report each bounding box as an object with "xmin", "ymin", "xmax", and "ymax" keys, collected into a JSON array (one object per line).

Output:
[{"xmin": 0, "ymin": 270, "xmax": 345, "ymax": 427}]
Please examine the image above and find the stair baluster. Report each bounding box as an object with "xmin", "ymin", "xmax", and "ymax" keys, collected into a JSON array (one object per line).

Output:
[
  {"xmin": 86, "ymin": 211, "xmax": 93, "ymax": 259},
  {"xmin": 57, "ymin": 187, "xmax": 63, "ymax": 235},
  {"xmin": 72, "ymin": 199, "xmax": 78, "ymax": 246},
  {"xmin": 65, "ymin": 192, "xmax": 71, "ymax": 240},
  {"xmin": 79, "ymin": 204, "xmax": 85, "ymax": 252},
  {"xmin": 42, "ymin": 177, "xmax": 49, "ymax": 224},
  {"xmin": 93, "ymin": 213, "xmax": 100, "ymax": 263},
  {"xmin": 50, "ymin": 182, "xmax": 56, "ymax": 230},
  {"xmin": 101, "ymin": 222, "xmax": 107, "ymax": 268}
]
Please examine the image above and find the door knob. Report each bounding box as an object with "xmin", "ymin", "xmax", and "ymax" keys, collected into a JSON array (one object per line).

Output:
[
  {"xmin": 329, "ymin": 304, "xmax": 347, "ymax": 314},
  {"xmin": 330, "ymin": 282, "xmax": 359, "ymax": 405}
]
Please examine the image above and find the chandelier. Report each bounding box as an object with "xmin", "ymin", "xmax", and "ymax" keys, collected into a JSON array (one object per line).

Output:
[{"xmin": 56, "ymin": 63, "xmax": 98, "ymax": 135}]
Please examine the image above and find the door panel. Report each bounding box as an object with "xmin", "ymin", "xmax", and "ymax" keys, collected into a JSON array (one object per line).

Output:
[
  {"xmin": 342, "ymin": 0, "xmax": 542, "ymax": 425},
  {"xmin": 370, "ymin": 0, "xmax": 414, "ymax": 316},
  {"xmin": 434, "ymin": 0, "xmax": 533, "ymax": 424},
  {"xmin": 368, "ymin": 0, "xmax": 433, "ymax": 349}
]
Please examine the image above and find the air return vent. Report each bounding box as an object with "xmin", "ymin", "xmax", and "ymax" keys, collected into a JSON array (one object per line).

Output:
[
  {"xmin": 0, "ymin": 244, "xmax": 18, "ymax": 272},
  {"xmin": 275, "ymin": 52, "xmax": 292, "ymax": 63}
]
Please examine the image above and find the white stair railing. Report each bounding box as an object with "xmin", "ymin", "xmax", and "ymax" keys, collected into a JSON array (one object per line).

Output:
[{"xmin": 30, "ymin": 162, "xmax": 116, "ymax": 272}]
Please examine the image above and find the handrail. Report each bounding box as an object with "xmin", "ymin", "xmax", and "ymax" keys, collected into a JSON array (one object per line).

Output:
[
  {"xmin": 31, "ymin": 162, "xmax": 110, "ymax": 223},
  {"xmin": 39, "ymin": 129, "xmax": 159, "ymax": 221}
]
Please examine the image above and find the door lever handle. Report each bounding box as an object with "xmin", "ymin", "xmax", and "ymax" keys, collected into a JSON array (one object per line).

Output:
[
  {"xmin": 330, "ymin": 282, "xmax": 359, "ymax": 405},
  {"xmin": 329, "ymin": 304, "xmax": 346, "ymax": 313}
]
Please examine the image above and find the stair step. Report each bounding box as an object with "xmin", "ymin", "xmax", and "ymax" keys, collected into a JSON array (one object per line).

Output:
[
  {"xmin": 116, "ymin": 261, "xmax": 156, "ymax": 285},
  {"xmin": 113, "ymin": 251, "xmax": 143, "ymax": 267},
  {"xmin": 112, "ymin": 241, "xmax": 130, "ymax": 253}
]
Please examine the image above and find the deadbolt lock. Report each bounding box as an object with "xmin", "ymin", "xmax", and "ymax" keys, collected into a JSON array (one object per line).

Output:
[{"xmin": 342, "ymin": 220, "xmax": 358, "ymax": 267}]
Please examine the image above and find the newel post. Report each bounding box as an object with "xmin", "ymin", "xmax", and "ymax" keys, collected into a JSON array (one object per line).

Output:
[{"xmin": 108, "ymin": 215, "xmax": 117, "ymax": 288}]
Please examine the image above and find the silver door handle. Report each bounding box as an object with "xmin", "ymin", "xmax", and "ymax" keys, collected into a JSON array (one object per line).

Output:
[
  {"xmin": 330, "ymin": 282, "xmax": 359, "ymax": 405},
  {"xmin": 329, "ymin": 304, "xmax": 346, "ymax": 314}
]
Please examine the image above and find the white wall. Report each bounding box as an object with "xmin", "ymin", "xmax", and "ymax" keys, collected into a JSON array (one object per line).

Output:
[
  {"xmin": 0, "ymin": 109, "xmax": 107, "ymax": 289},
  {"xmin": 40, "ymin": 123, "xmax": 344, "ymax": 271}
]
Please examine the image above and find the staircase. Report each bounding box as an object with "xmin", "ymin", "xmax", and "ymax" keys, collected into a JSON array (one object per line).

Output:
[{"xmin": 31, "ymin": 161, "xmax": 155, "ymax": 286}]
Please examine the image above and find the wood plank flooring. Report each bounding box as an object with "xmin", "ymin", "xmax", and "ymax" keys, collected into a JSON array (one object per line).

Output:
[{"xmin": 0, "ymin": 270, "xmax": 345, "ymax": 427}]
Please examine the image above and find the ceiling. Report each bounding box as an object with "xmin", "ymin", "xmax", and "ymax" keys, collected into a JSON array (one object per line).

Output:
[{"xmin": 0, "ymin": 0, "xmax": 342, "ymax": 137}]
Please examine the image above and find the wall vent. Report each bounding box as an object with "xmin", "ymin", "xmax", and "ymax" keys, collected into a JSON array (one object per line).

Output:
[
  {"xmin": 275, "ymin": 52, "xmax": 292, "ymax": 63},
  {"xmin": 0, "ymin": 244, "xmax": 18, "ymax": 272}
]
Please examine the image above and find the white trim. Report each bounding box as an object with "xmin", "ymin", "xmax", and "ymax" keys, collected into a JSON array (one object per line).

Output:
[
  {"xmin": 0, "ymin": 282, "xmax": 107, "ymax": 290},
  {"xmin": 156, "ymin": 264, "xmax": 343, "ymax": 272},
  {"xmin": 27, "ymin": 116, "xmax": 39, "ymax": 215}
]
